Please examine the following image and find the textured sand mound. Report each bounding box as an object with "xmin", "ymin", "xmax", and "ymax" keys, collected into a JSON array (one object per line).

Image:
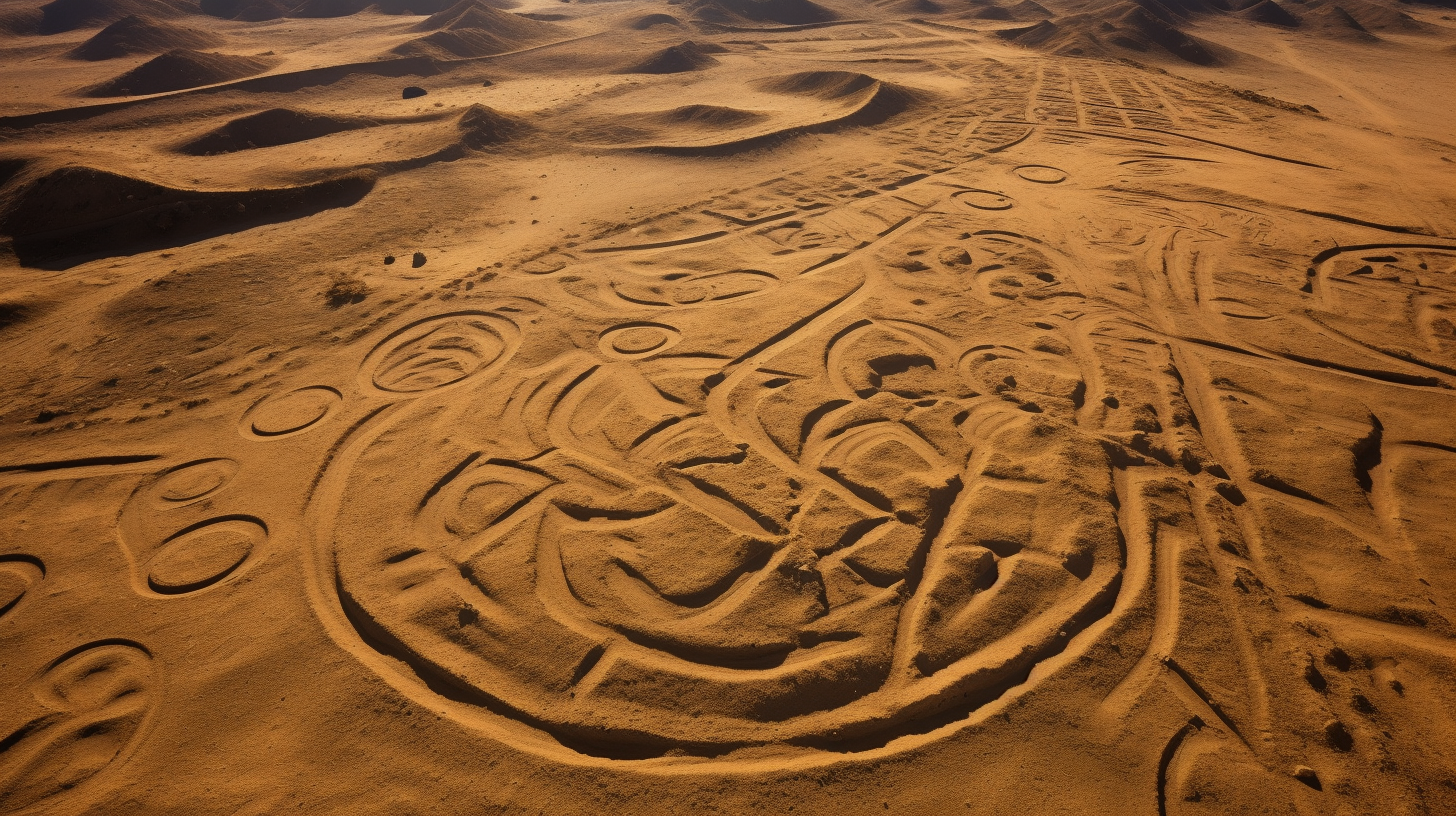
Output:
[
  {"xmin": 199, "ymin": 0, "xmax": 285, "ymax": 19},
  {"xmin": 1312, "ymin": 0, "xmax": 1426, "ymax": 31},
  {"xmin": 1302, "ymin": 4, "xmax": 1383, "ymax": 39},
  {"xmin": 756, "ymin": 70, "xmax": 879, "ymax": 99},
  {"xmin": 455, "ymin": 103, "xmax": 531, "ymax": 150},
  {"xmin": 628, "ymin": 12, "xmax": 684, "ymax": 28},
  {"xmin": 284, "ymin": 0, "xmax": 464, "ymax": 18},
  {"xmin": 971, "ymin": 3, "xmax": 1015, "ymax": 19},
  {"xmin": 0, "ymin": 6, "xmax": 44, "ymax": 35},
  {"xmin": 757, "ymin": 70, "xmax": 922, "ymax": 127},
  {"xmin": 997, "ymin": 1, "xmax": 1219, "ymax": 65},
  {"xmin": 648, "ymin": 104, "xmax": 770, "ymax": 128},
  {"xmin": 622, "ymin": 71, "xmax": 920, "ymax": 153},
  {"xmin": 35, "ymin": 0, "xmax": 199, "ymax": 34},
  {"xmin": 0, "ymin": 165, "xmax": 374, "ymax": 267},
  {"xmin": 1009, "ymin": 0, "xmax": 1053, "ymax": 16},
  {"xmin": 412, "ymin": 0, "xmax": 529, "ymax": 29},
  {"xmin": 1239, "ymin": 0, "xmax": 1300, "ymax": 26},
  {"xmin": 393, "ymin": 3, "xmax": 564, "ymax": 58},
  {"xmin": 178, "ymin": 108, "xmax": 378, "ymax": 155},
  {"xmin": 622, "ymin": 41, "xmax": 723, "ymax": 74},
  {"xmin": 686, "ymin": 0, "xmax": 840, "ymax": 26},
  {"xmin": 87, "ymin": 49, "xmax": 276, "ymax": 97},
  {"xmin": 198, "ymin": 0, "xmax": 510, "ymax": 19},
  {"xmin": 69, "ymin": 15, "xmax": 223, "ymax": 61}
]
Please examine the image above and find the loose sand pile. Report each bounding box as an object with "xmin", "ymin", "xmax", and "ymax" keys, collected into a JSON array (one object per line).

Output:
[{"xmin": 0, "ymin": 0, "xmax": 1454, "ymax": 813}]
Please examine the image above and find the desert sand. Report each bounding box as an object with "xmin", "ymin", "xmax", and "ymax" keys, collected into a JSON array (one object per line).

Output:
[{"xmin": 0, "ymin": 0, "xmax": 1453, "ymax": 812}]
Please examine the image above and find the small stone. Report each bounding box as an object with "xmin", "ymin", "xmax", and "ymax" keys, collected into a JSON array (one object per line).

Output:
[
  {"xmin": 402, "ymin": 86, "xmax": 427, "ymax": 99},
  {"xmin": 383, "ymin": 255, "xmax": 395, "ymax": 265},
  {"xmin": 412, "ymin": 252, "xmax": 427, "ymax": 268},
  {"xmin": 938, "ymin": 247, "xmax": 972, "ymax": 266},
  {"xmin": 1292, "ymin": 765, "xmax": 1321, "ymax": 790}
]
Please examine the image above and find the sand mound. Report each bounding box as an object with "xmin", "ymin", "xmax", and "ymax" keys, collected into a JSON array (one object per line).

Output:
[
  {"xmin": 622, "ymin": 41, "xmax": 722, "ymax": 74},
  {"xmin": 1240, "ymin": 0, "xmax": 1300, "ymax": 26},
  {"xmin": 885, "ymin": 0, "xmax": 945, "ymax": 14},
  {"xmin": 197, "ymin": 0, "xmax": 507, "ymax": 19},
  {"xmin": 1302, "ymin": 4, "xmax": 1383, "ymax": 39},
  {"xmin": 0, "ymin": 165, "xmax": 374, "ymax": 267},
  {"xmin": 757, "ymin": 70, "xmax": 880, "ymax": 98},
  {"xmin": 629, "ymin": 12, "xmax": 684, "ymax": 28},
  {"xmin": 198, "ymin": 0, "xmax": 290, "ymax": 19},
  {"xmin": 35, "ymin": 0, "xmax": 199, "ymax": 34},
  {"xmin": 1009, "ymin": 0, "xmax": 1052, "ymax": 15},
  {"xmin": 86, "ymin": 49, "xmax": 276, "ymax": 97},
  {"xmin": 393, "ymin": 3, "xmax": 563, "ymax": 58},
  {"xmin": 234, "ymin": 1, "xmax": 289, "ymax": 20},
  {"xmin": 0, "ymin": 6, "xmax": 44, "ymax": 34},
  {"xmin": 648, "ymin": 104, "xmax": 770, "ymax": 128},
  {"xmin": 455, "ymin": 103, "xmax": 531, "ymax": 149},
  {"xmin": 286, "ymin": 0, "xmax": 467, "ymax": 18},
  {"xmin": 69, "ymin": 15, "xmax": 223, "ymax": 61},
  {"xmin": 178, "ymin": 108, "xmax": 378, "ymax": 155},
  {"xmin": 686, "ymin": 0, "xmax": 840, "ymax": 26},
  {"xmin": 972, "ymin": 4, "xmax": 1016, "ymax": 19},
  {"xmin": 996, "ymin": 1, "xmax": 1219, "ymax": 65},
  {"xmin": 1311, "ymin": 0, "xmax": 1427, "ymax": 31},
  {"xmin": 412, "ymin": 0, "xmax": 529, "ymax": 29}
]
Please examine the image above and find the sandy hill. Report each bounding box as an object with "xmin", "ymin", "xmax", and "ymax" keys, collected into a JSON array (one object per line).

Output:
[
  {"xmin": 996, "ymin": 0, "xmax": 1221, "ymax": 64},
  {"xmin": 756, "ymin": 69, "xmax": 922, "ymax": 123},
  {"xmin": 86, "ymin": 49, "xmax": 276, "ymax": 97},
  {"xmin": 68, "ymin": 14, "xmax": 223, "ymax": 61},
  {"xmin": 391, "ymin": 0, "xmax": 564, "ymax": 58},
  {"xmin": 30, "ymin": 0, "xmax": 201, "ymax": 34},
  {"xmin": 622, "ymin": 41, "xmax": 724, "ymax": 74},
  {"xmin": 193, "ymin": 0, "xmax": 514, "ymax": 20},
  {"xmin": 628, "ymin": 11, "xmax": 684, "ymax": 28},
  {"xmin": 686, "ymin": 0, "xmax": 841, "ymax": 26},
  {"xmin": 455, "ymin": 103, "xmax": 531, "ymax": 149},
  {"xmin": 0, "ymin": 164, "xmax": 373, "ymax": 266},
  {"xmin": 887, "ymin": 0, "xmax": 1051, "ymax": 19},
  {"xmin": 177, "ymin": 108, "xmax": 377, "ymax": 155}
]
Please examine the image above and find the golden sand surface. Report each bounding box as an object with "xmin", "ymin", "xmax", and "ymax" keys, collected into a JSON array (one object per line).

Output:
[{"xmin": 0, "ymin": 0, "xmax": 1454, "ymax": 812}]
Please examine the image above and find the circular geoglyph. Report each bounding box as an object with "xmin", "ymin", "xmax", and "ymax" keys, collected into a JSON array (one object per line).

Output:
[{"xmin": 320, "ymin": 313, "xmax": 1126, "ymax": 762}]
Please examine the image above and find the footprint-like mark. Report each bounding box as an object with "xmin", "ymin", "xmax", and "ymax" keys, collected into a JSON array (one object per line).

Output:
[
  {"xmin": 0, "ymin": 641, "xmax": 158, "ymax": 812},
  {"xmin": 362, "ymin": 313, "xmax": 520, "ymax": 395},
  {"xmin": 1013, "ymin": 165, "xmax": 1068, "ymax": 184},
  {"xmin": 954, "ymin": 189, "xmax": 1015, "ymax": 210},
  {"xmin": 150, "ymin": 459, "xmax": 239, "ymax": 504},
  {"xmin": 598, "ymin": 323, "xmax": 682, "ymax": 360},
  {"xmin": 0, "ymin": 555, "xmax": 44, "ymax": 619},
  {"xmin": 242, "ymin": 387, "xmax": 341, "ymax": 439},
  {"xmin": 146, "ymin": 516, "xmax": 266, "ymax": 595}
]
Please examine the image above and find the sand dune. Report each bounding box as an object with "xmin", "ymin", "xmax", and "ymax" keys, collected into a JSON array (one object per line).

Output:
[
  {"xmin": 86, "ymin": 49, "xmax": 278, "ymax": 96},
  {"xmin": 68, "ymin": 14, "xmax": 222, "ymax": 60},
  {"xmin": 0, "ymin": 164, "xmax": 374, "ymax": 266},
  {"xmin": 622, "ymin": 40, "xmax": 724, "ymax": 73},
  {"xmin": 176, "ymin": 107, "xmax": 382, "ymax": 155},
  {"xmin": 687, "ymin": 0, "xmax": 842, "ymax": 26},
  {"xmin": 33, "ymin": 0, "xmax": 201, "ymax": 34},
  {"xmin": 391, "ymin": 1, "xmax": 564, "ymax": 58},
  {"xmin": 0, "ymin": 0, "xmax": 1454, "ymax": 812}
]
